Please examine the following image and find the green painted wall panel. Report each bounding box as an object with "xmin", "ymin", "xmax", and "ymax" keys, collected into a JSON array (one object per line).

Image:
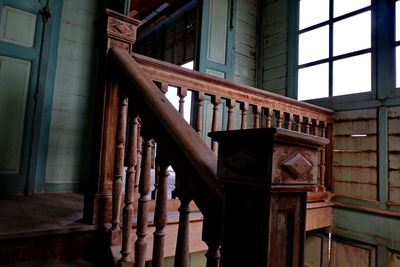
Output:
[
  {"xmin": 305, "ymin": 234, "xmax": 322, "ymax": 267},
  {"xmin": 44, "ymin": 0, "xmax": 99, "ymax": 188},
  {"xmin": 334, "ymin": 207, "xmax": 400, "ymax": 250},
  {"xmin": 0, "ymin": 56, "xmax": 31, "ymax": 173},
  {"xmin": 262, "ymin": 0, "xmax": 288, "ymax": 95},
  {"xmin": 0, "ymin": 6, "xmax": 37, "ymax": 47},
  {"xmin": 207, "ymin": 0, "xmax": 228, "ymax": 64},
  {"xmin": 233, "ymin": 0, "xmax": 257, "ymax": 87}
]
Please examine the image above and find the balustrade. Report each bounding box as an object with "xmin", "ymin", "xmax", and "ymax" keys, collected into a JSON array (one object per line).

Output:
[{"xmin": 88, "ymin": 9, "xmax": 334, "ymax": 267}]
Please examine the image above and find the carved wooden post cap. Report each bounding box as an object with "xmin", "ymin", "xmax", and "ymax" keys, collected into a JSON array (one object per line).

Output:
[
  {"xmin": 97, "ymin": 9, "xmax": 141, "ymax": 52},
  {"xmin": 209, "ymin": 128, "xmax": 329, "ymax": 190}
]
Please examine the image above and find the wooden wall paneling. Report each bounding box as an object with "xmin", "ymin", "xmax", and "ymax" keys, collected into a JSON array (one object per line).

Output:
[
  {"xmin": 333, "ymin": 109, "xmax": 378, "ymax": 202},
  {"xmin": 331, "ymin": 238, "xmax": 376, "ymax": 267},
  {"xmin": 45, "ymin": 0, "xmax": 100, "ymax": 189},
  {"xmin": 233, "ymin": 0, "xmax": 257, "ymax": 87},
  {"xmin": 388, "ymin": 106, "xmax": 400, "ymax": 205},
  {"xmin": 262, "ymin": 0, "xmax": 288, "ymax": 96},
  {"xmin": 304, "ymin": 232, "xmax": 329, "ymax": 267}
]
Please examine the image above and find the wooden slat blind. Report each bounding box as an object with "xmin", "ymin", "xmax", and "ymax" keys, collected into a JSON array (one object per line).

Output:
[{"xmin": 134, "ymin": 3, "xmax": 196, "ymax": 66}]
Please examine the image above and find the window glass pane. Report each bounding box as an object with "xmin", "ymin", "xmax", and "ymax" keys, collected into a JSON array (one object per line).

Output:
[
  {"xmin": 334, "ymin": 0, "xmax": 370, "ymax": 18},
  {"xmin": 333, "ymin": 11, "xmax": 371, "ymax": 56},
  {"xmin": 299, "ymin": 0, "xmax": 329, "ymax": 30},
  {"xmin": 396, "ymin": 1, "xmax": 400, "ymax": 41},
  {"xmin": 299, "ymin": 26, "xmax": 329, "ymax": 65},
  {"xmin": 396, "ymin": 46, "xmax": 400, "ymax": 88},
  {"xmin": 333, "ymin": 53, "xmax": 371, "ymax": 96},
  {"xmin": 298, "ymin": 64, "xmax": 329, "ymax": 100}
]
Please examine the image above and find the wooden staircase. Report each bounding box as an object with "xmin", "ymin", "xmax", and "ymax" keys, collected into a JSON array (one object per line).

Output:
[{"xmin": 81, "ymin": 9, "xmax": 335, "ymax": 267}]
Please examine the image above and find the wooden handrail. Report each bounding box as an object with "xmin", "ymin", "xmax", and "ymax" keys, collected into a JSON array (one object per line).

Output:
[
  {"xmin": 132, "ymin": 52, "xmax": 333, "ymax": 123},
  {"xmin": 109, "ymin": 47, "xmax": 223, "ymax": 204}
]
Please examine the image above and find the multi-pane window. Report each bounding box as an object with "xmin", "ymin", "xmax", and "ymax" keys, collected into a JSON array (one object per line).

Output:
[{"xmin": 298, "ymin": 0, "xmax": 372, "ymax": 100}]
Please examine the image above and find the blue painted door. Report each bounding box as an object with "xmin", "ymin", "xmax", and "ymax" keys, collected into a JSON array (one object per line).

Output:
[{"xmin": 0, "ymin": 0, "xmax": 47, "ymax": 194}]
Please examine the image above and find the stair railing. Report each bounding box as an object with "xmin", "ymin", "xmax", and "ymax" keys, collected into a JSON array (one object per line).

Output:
[{"xmin": 84, "ymin": 9, "xmax": 334, "ymax": 267}]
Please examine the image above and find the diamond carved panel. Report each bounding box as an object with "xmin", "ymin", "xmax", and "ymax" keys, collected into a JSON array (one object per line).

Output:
[{"xmin": 282, "ymin": 153, "xmax": 312, "ymax": 178}]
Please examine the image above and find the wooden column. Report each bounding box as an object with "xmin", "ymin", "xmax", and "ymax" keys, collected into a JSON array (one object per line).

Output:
[
  {"xmin": 84, "ymin": 9, "xmax": 140, "ymax": 224},
  {"xmin": 209, "ymin": 128, "xmax": 329, "ymax": 267}
]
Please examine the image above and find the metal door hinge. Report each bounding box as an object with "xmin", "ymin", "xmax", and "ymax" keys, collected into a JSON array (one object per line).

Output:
[{"xmin": 40, "ymin": 6, "xmax": 51, "ymax": 23}]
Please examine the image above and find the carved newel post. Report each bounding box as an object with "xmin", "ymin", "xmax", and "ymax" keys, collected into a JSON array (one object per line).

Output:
[
  {"xmin": 83, "ymin": 10, "xmax": 140, "ymax": 225},
  {"xmin": 209, "ymin": 128, "xmax": 328, "ymax": 267}
]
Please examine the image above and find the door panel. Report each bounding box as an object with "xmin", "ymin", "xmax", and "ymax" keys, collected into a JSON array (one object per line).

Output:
[
  {"xmin": 0, "ymin": 56, "xmax": 31, "ymax": 173},
  {"xmin": 0, "ymin": 0, "xmax": 46, "ymax": 194},
  {"xmin": 198, "ymin": 0, "xmax": 234, "ymax": 79},
  {"xmin": 0, "ymin": 6, "xmax": 37, "ymax": 47}
]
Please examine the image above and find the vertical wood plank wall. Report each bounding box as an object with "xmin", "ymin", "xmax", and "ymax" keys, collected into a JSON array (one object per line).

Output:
[
  {"xmin": 262, "ymin": 0, "xmax": 288, "ymax": 96},
  {"xmin": 233, "ymin": 0, "xmax": 257, "ymax": 87},
  {"xmin": 44, "ymin": 0, "xmax": 101, "ymax": 191},
  {"xmin": 388, "ymin": 107, "xmax": 400, "ymax": 205},
  {"xmin": 333, "ymin": 109, "xmax": 378, "ymax": 201}
]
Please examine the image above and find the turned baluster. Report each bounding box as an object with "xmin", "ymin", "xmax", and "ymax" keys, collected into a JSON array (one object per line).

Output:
[
  {"xmin": 320, "ymin": 121, "xmax": 327, "ymax": 192},
  {"xmin": 227, "ymin": 99, "xmax": 236, "ymax": 130},
  {"xmin": 152, "ymin": 157, "xmax": 170, "ymax": 267},
  {"xmin": 205, "ymin": 240, "xmax": 221, "ymax": 267},
  {"xmin": 135, "ymin": 138, "xmax": 153, "ymax": 267},
  {"xmin": 119, "ymin": 115, "xmax": 139, "ymax": 265},
  {"xmin": 305, "ymin": 117, "xmax": 311, "ymax": 134},
  {"xmin": 111, "ymin": 96, "xmax": 128, "ymax": 245},
  {"xmin": 134, "ymin": 121, "xmax": 142, "ymax": 202},
  {"xmin": 312, "ymin": 119, "xmax": 318, "ymax": 136},
  {"xmin": 296, "ymin": 115, "xmax": 302, "ymax": 132},
  {"xmin": 254, "ymin": 106, "xmax": 261, "ymax": 129},
  {"xmin": 195, "ymin": 92, "xmax": 205, "ymax": 135},
  {"xmin": 211, "ymin": 95, "xmax": 221, "ymax": 153},
  {"xmin": 174, "ymin": 195, "xmax": 191, "ymax": 267},
  {"xmin": 160, "ymin": 82, "xmax": 169, "ymax": 94},
  {"xmin": 266, "ymin": 108, "xmax": 273, "ymax": 128},
  {"xmin": 178, "ymin": 87, "xmax": 188, "ymax": 116},
  {"xmin": 152, "ymin": 162, "xmax": 160, "ymax": 200},
  {"xmin": 286, "ymin": 113, "xmax": 293, "ymax": 130},
  {"xmin": 276, "ymin": 110, "xmax": 282, "ymax": 128},
  {"xmin": 240, "ymin": 102, "xmax": 249, "ymax": 130}
]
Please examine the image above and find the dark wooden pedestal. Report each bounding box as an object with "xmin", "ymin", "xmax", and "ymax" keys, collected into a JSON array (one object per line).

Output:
[{"xmin": 209, "ymin": 128, "xmax": 328, "ymax": 267}]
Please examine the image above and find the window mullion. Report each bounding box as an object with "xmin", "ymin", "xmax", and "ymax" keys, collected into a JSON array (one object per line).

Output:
[{"xmin": 374, "ymin": 0, "xmax": 395, "ymax": 98}]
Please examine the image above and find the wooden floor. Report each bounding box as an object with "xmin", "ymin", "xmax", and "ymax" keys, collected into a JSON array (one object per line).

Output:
[{"xmin": 0, "ymin": 193, "xmax": 88, "ymax": 238}]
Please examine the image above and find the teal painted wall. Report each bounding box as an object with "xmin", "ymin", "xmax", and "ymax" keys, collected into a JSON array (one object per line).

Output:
[{"xmin": 43, "ymin": 0, "xmax": 106, "ymax": 191}]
